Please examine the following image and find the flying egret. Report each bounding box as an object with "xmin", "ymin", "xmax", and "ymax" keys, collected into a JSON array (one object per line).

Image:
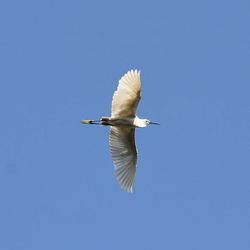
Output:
[{"xmin": 81, "ymin": 70, "xmax": 159, "ymax": 192}]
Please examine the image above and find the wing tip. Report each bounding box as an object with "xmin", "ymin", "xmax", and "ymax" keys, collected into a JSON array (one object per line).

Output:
[
  {"xmin": 128, "ymin": 69, "xmax": 141, "ymax": 76},
  {"xmin": 122, "ymin": 69, "xmax": 141, "ymax": 84},
  {"xmin": 121, "ymin": 185, "xmax": 133, "ymax": 193}
]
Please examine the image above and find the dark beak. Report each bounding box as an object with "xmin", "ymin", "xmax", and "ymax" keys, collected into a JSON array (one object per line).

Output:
[{"xmin": 149, "ymin": 121, "xmax": 160, "ymax": 125}]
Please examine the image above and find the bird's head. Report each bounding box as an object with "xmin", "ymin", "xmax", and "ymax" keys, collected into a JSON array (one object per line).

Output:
[{"xmin": 136, "ymin": 118, "xmax": 160, "ymax": 128}]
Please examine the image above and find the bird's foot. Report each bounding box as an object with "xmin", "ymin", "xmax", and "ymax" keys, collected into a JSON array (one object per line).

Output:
[{"xmin": 80, "ymin": 119, "xmax": 101, "ymax": 125}]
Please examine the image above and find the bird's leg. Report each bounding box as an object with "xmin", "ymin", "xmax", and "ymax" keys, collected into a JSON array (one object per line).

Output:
[
  {"xmin": 81, "ymin": 117, "xmax": 112, "ymax": 126},
  {"xmin": 101, "ymin": 117, "xmax": 112, "ymax": 126},
  {"xmin": 101, "ymin": 116, "xmax": 110, "ymax": 121},
  {"xmin": 81, "ymin": 119, "xmax": 101, "ymax": 125}
]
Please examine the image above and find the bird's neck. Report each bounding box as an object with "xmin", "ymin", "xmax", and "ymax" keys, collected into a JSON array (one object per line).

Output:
[{"xmin": 134, "ymin": 116, "xmax": 147, "ymax": 128}]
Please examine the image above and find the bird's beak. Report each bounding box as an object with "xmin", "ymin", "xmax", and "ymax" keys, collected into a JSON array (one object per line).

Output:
[{"xmin": 149, "ymin": 121, "xmax": 160, "ymax": 125}]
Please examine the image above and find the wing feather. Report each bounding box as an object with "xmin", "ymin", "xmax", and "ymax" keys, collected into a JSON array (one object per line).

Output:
[
  {"xmin": 109, "ymin": 127, "xmax": 137, "ymax": 192},
  {"xmin": 111, "ymin": 70, "xmax": 141, "ymax": 118}
]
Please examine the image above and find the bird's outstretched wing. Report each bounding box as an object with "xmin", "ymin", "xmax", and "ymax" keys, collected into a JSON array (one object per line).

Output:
[
  {"xmin": 111, "ymin": 70, "xmax": 141, "ymax": 118},
  {"xmin": 109, "ymin": 127, "xmax": 137, "ymax": 192}
]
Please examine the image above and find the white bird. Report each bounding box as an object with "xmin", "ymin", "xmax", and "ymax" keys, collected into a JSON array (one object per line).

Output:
[{"xmin": 81, "ymin": 70, "xmax": 159, "ymax": 192}]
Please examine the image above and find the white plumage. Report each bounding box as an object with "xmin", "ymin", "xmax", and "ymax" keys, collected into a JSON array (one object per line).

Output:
[
  {"xmin": 111, "ymin": 70, "xmax": 141, "ymax": 118},
  {"xmin": 81, "ymin": 70, "xmax": 159, "ymax": 192}
]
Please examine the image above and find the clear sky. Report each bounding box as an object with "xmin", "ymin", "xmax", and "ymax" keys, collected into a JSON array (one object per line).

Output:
[{"xmin": 0, "ymin": 0, "xmax": 249, "ymax": 249}]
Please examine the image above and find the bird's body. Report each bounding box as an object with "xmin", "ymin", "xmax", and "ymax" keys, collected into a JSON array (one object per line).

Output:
[
  {"xmin": 81, "ymin": 70, "xmax": 159, "ymax": 192},
  {"xmin": 83, "ymin": 116, "xmax": 150, "ymax": 128}
]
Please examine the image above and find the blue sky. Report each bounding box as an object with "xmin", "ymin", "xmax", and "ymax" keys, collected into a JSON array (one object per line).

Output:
[{"xmin": 0, "ymin": 0, "xmax": 249, "ymax": 249}]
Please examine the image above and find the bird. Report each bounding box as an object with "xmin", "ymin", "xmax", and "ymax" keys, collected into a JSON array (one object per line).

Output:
[{"xmin": 81, "ymin": 70, "xmax": 159, "ymax": 192}]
